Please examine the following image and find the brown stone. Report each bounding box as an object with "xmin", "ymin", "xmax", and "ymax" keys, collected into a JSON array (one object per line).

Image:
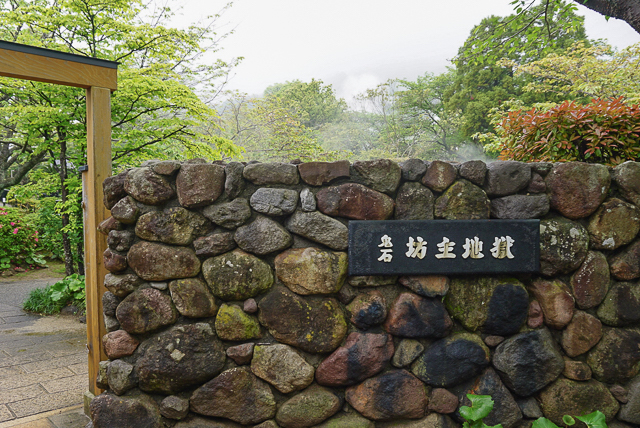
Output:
[
  {"xmin": 116, "ymin": 288, "xmax": 178, "ymax": 334},
  {"xmin": 176, "ymin": 163, "xmax": 225, "ymax": 208},
  {"xmin": 124, "ymin": 167, "xmax": 175, "ymax": 205},
  {"xmin": 561, "ymin": 311, "xmax": 602, "ymax": 357},
  {"xmin": 226, "ymin": 343, "xmax": 254, "ymax": 365},
  {"xmin": 193, "ymin": 232, "xmax": 236, "ymax": 257},
  {"xmin": 134, "ymin": 207, "xmax": 210, "ymax": 246},
  {"xmin": 190, "ymin": 367, "xmax": 276, "ymax": 425},
  {"xmin": 346, "ymin": 370, "xmax": 427, "ymax": 421},
  {"xmin": 215, "ymin": 303, "xmax": 261, "ymax": 341},
  {"xmin": 527, "ymin": 172, "xmax": 547, "ymax": 193},
  {"xmin": 275, "ymin": 247, "xmax": 347, "ymax": 295},
  {"xmin": 243, "ymin": 298, "xmax": 258, "ymax": 314},
  {"xmin": 610, "ymin": 385, "xmax": 629, "ymax": 403},
  {"xmin": 459, "ymin": 160, "xmax": 486, "ymax": 186},
  {"xmin": 569, "ymin": 251, "xmax": 610, "ymax": 309},
  {"xmin": 103, "ymin": 171, "xmax": 128, "ymax": 210},
  {"xmin": 202, "ymin": 249, "xmax": 274, "ymax": 301},
  {"xmin": 151, "ymin": 160, "xmax": 181, "ymax": 176},
  {"xmin": 384, "ymin": 292, "xmax": 453, "ymax": 338},
  {"xmin": 587, "ymin": 328, "xmax": 640, "ymax": 383},
  {"xmin": 316, "ymin": 332, "xmax": 394, "ymax": 387},
  {"xmin": 539, "ymin": 217, "xmax": 590, "ymax": 277},
  {"xmin": 428, "ymin": 388, "xmax": 459, "ymax": 414},
  {"xmin": 614, "ymin": 161, "xmax": 640, "ymax": 206},
  {"xmin": 395, "ymin": 182, "xmax": 435, "ymax": 220},
  {"xmin": 298, "ymin": 160, "xmax": 350, "ymax": 186},
  {"xmin": 102, "ymin": 330, "xmax": 139, "ymax": 359},
  {"xmin": 346, "ymin": 290, "xmax": 387, "ymax": 330},
  {"xmin": 563, "ymin": 360, "xmax": 592, "ymax": 381},
  {"xmin": 251, "ymin": 344, "xmax": 315, "ymax": 393},
  {"xmin": 610, "ymin": 239, "xmax": 640, "ymax": 280},
  {"xmin": 399, "ymin": 275, "xmax": 449, "ymax": 298},
  {"xmin": 527, "ymin": 299, "xmax": 544, "ymax": 328},
  {"xmin": 127, "ymin": 241, "xmax": 201, "ymax": 281},
  {"xmin": 107, "ymin": 229, "xmax": 135, "ymax": 252},
  {"xmin": 546, "ymin": 162, "xmax": 611, "ymax": 219},
  {"xmin": 275, "ymin": 385, "xmax": 342, "ymax": 428},
  {"xmin": 97, "ymin": 216, "xmax": 124, "ymax": 235},
  {"xmin": 317, "ymin": 183, "xmax": 394, "ymax": 220},
  {"xmin": 110, "ymin": 196, "xmax": 140, "ymax": 225},
  {"xmin": 90, "ymin": 392, "xmax": 162, "ymax": 428},
  {"xmin": 484, "ymin": 335, "xmax": 505, "ymax": 347},
  {"xmin": 103, "ymin": 248, "xmax": 127, "ymax": 273},
  {"xmin": 104, "ymin": 273, "xmax": 143, "ymax": 298},
  {"xmin": 528, "ymin": 278, "xmax": 575, "ymax": 329},
  {"xmin": 422, "ymin": 160, "xmax": 457, "ymax": 192},
  {"xmin": 243, "ymin": 162, "xmax": 299, "ymax": 185},
  {"xmin": 538, "ymin": 379, "xmax": 619, "ymax": 425},
  {"xmin": 588, "ymin": 198, "xmax": 640, "ymax": 250}
]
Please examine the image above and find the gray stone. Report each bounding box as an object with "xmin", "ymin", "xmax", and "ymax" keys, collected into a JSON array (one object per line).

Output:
[
  {"xmin": 110, "ymin": 196, "xmax": 139, "ymax": 225},
  {"xmin": 352, "ymin": 159, "xmax": 402, "ymax": 194},
  {"xmin": 395, "ymin": 182, "xmax": 435, "ymax": 220},
  {"xmin": 176, "ymin": 163, "xmax": 225, "ymax": 208},
  {"xmin": 348, "ymin": 276, "xmax": 398, "ymax": 287},
  {"xmin": 135, "ymin": 207, "xmax": 210, "ymax": 245},
  {"xmin": 169, "ymin": 278, "xmax": 218, "ymax": 318},
  {"xmin": 300, "ymin": 188, "xmax": 316, "ymax": 211},
  {"xmin": 160, "ymin": 395, "xmax": 189, "ymax": 420},
  {"xmin": 399, "ymin": 275, "xmax": 449, "ymax": 298},
  {"xmin": 493, "ymin": 328, "xmax": 564, "ymax": 397},
  {"xmin": 315, "ymin": 412, "xmax": 374, "ymax": 428},
  {"xmin": 225, "ymin": 162, "xmax": 245, "ymax": 199},
  {"xmin": 275, "ymin": 247, "xmax": 347, "ymax": 295},
  {"xmin": 490, "ymin": 194, "xmax": 549, "ymax": 219},
  {"xmin": 598, "ymin": 282, "xmax": 640, "ymax": 327},
  {"xmin": 202, "ymin": 249, "xmax": 273, "ymax": 301},
  {"xmin": 258, "ymin": 287, "xmax": 347, "ymax": 353},
  {"xmin": 588, "ymin": 198, "xmax": 640, "ymax": 250},
  {"xmin": 401, "ymin": 158, "xmax": 427, "ymax": 181},
  {"xmin": 96, "ymin": 361, "xmax": 109, "ymax": 390},
  {"xmin": 193, "ymin": 232, "xmax": 237, "ymax": 257},
  {"xmin": 614, "ymin": 161, "xmax": 640, "ymax": 207},
  {"xmin": 90, "ymin": 392, "xmax": 162, "ymax": 428},
  {"xmin": 102, "ymin": 291, "xmax": 120, "ymax": 317},
  {"xmin": 149, "ymin": 281, "xmax": 167, "ymax": 290},
  {"xmin": 174, "ymin": 416, "xmax": 243, "ymax": 427},
  {"xmin": 104, "ymin": 273, "xmax": 143, "ymax": 298},
  {"xmin": 459, "ymin": 160, "xmax": 487, "ymax": 186},
  {"xmin": 610, "ymin": 239, "xmax": 640, "ymax": 280},
  {"xmin": 102, "ymin": 171, "xmax": 128, "ymax": 210},
  {"xmin": 587, "ymin": 328, "xmax": 640, "ymax": 384},
  {"xmin": 285, "ymin": 210, "xmax": 348, "ymax": 250},
  {"xmin": 107, "ymin": 229, "xmax": 135, "ymax": 252},
  {"xmin": 107, "ymin": 360, "xmax": 136, "ymax": 396},
  {"xmin": 136, "ymin": 323, "xmax": 225, "ymax": 394},
  {"xmin": 104, "ymin": 314, "xmax": 120, "ymax": 332},
  {"xmin": 385, "ymin": 292, "xmax": 453, "ymax": 339},
  {"xmin": 434, "ymin": 179, "xmax": 490, "ymax": 220},
  {"xmin": 234, "ymin": 216, "xmax": 293, "ymax": 255},
  {"xmin": 516, "ymin": 397, "xmax": 543, "ymax": 419},
  {"xmin": 190, "ymin": 367, "xmax": 276, "ymax": 425},
  {"xmin": 202, "ymin": 198, "xmax": 252, "ymax": 229},
  {"xmin": 276, "ymin": 385, "xmax": 342, "ymax": 428},
  {"xmin": 619, "ymin": 375, "xmax": 640, "ymax": 424},
  {"xmin": 346, "ymin": 290, "xmax": 387, "ymax": 330},
  {"xmin": 243, "ymin": 162, "xmax": 299, "ymax": 185},
  {"xmin": 539, "ymin": 217, "xmax": 589, "ymax": 276},
  {"xmin": 484, "ymin": 161, "xmax": 531, "ymax": 197},
  {"xmin": 151, "ymin": 160, "xmax": 181, "ymax": 175},
  {"xmin": 251, "ymin": 344, "xmax": 315, "ymax": 393},
  {"xmin": 124, "ymin": 167, "xmax": 175, "ymax": 205},
  {"xmin": 250, "ymin": 188, "xmax": 299, "ymax": 216},
  {"xmin": 392, "ymin": 339, "xmax": 424, "ymax": 368}
]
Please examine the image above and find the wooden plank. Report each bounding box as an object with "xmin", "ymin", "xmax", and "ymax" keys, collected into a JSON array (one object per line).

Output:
[
  {"xmin": 85, "ymin": 86, "xmax": 112, "ymax": 395},
  {"xmin": 0, "ymin": 49, "xmax": 117, "ymax": 90}
]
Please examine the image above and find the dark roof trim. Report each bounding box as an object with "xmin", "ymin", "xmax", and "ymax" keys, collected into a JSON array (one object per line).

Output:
[{"xmin": 0, "ymin": 40, "xmax": 119, "ymax": 69}]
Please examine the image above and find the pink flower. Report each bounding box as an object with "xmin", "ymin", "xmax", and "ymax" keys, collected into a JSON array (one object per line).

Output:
[
  {"xmin": 10, "ymin": 222, "xmax": 15, "ymax": 226},
  {"xmin": 35, "ymin": 238, "xmax": 39, "ymax": 242},
  {"xmin": 13, "ymin": 228, "xmax": 18, "ymax": 234}
]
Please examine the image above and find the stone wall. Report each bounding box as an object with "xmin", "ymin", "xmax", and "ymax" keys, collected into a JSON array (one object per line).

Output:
[{"xmin": 90, "ymin": 159, "xmax": 640, "ymax": 428}]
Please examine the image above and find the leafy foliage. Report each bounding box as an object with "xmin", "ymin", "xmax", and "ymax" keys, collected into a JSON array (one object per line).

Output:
[
  {"xmin": 0, "ymin": 206, "xmax": 44, "ymax": 270},
  {"xmin": 496, "ymin": 98, "xmax": 640, "ymax": 165},
  {"xmin": 459, "ymin": 394, "xmax": 503, "ymax": 428},
  {"xmin": 23, "ymin": 274, "xmax": 86, "ymax": 315},
  {"xmin": 508, "ymin": 42, "xmax": 640, "ymax": 103}
]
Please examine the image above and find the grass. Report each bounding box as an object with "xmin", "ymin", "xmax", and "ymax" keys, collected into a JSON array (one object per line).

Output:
[{"xmin": 22, "ymin": 285, "xmax": 65, "ymax": 314}]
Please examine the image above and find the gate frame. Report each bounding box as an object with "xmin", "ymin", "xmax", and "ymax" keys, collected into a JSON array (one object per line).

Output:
[{"xmin": 0, "ymin": 40, "xmax": 117, "ymax": 395}]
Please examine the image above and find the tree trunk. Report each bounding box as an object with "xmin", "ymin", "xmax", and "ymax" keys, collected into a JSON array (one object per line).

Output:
[
  {"xmin": 58, "ymin": 140, "xmax": 75, "ymax": 277},
  {"xmin": 577, "ymin": 0, "xmax": 640, "ymax": 34}
]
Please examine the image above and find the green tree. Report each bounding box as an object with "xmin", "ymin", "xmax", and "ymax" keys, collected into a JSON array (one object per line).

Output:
[
  {"xmin": 509, "ymin": 41, "xmax": 640, "ymax": 103},
  {"xmin": 445, "ymin": 0, "xmax": 588, "ymax": 137},
  {"xmin": 0, "ymin": 0, "xmax": 240, "ymax": 274}
]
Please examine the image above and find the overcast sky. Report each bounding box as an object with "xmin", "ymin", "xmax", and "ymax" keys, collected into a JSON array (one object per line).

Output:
[{"xmin": 172, "ymin": 0, "xmax": 640, "ymax": 101}]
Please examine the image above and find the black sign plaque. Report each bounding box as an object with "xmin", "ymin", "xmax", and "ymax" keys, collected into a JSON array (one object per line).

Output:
[{"xmin": 348, "ymin": 220, "xmax": 539, "ymax": 276}]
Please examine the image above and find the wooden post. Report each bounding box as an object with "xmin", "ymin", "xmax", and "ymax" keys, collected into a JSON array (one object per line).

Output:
[{"xmin": 85, "ymin": 86, "xmax": 111, "ymax": 395}]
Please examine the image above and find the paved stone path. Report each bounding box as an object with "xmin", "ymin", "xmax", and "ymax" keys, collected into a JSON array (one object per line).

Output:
[{"xmin": 0, "ymin": 278, "xmax": 90, "ymax": 427}]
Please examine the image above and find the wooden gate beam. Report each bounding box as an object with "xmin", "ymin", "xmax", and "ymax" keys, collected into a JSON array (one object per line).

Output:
[{"xmin": 0, "ymin": 41, "xmax": 117, "ymax": 396}]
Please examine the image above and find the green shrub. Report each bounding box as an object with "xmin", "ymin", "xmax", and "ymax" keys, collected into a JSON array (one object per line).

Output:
[
  {"xmin": 461, "ymin": 394, "xmax": 608, "ymax": 428},
  {"xmin": 496, "ymin": 97, "xmax": 640, "ymax": 166},
  {"xmin": 0, "ymin": 206, "xmax": 45, "ymax": 270},
  {"xmin": 23, "ymin": 274, "xmax": 86, "ymax": 315}
]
